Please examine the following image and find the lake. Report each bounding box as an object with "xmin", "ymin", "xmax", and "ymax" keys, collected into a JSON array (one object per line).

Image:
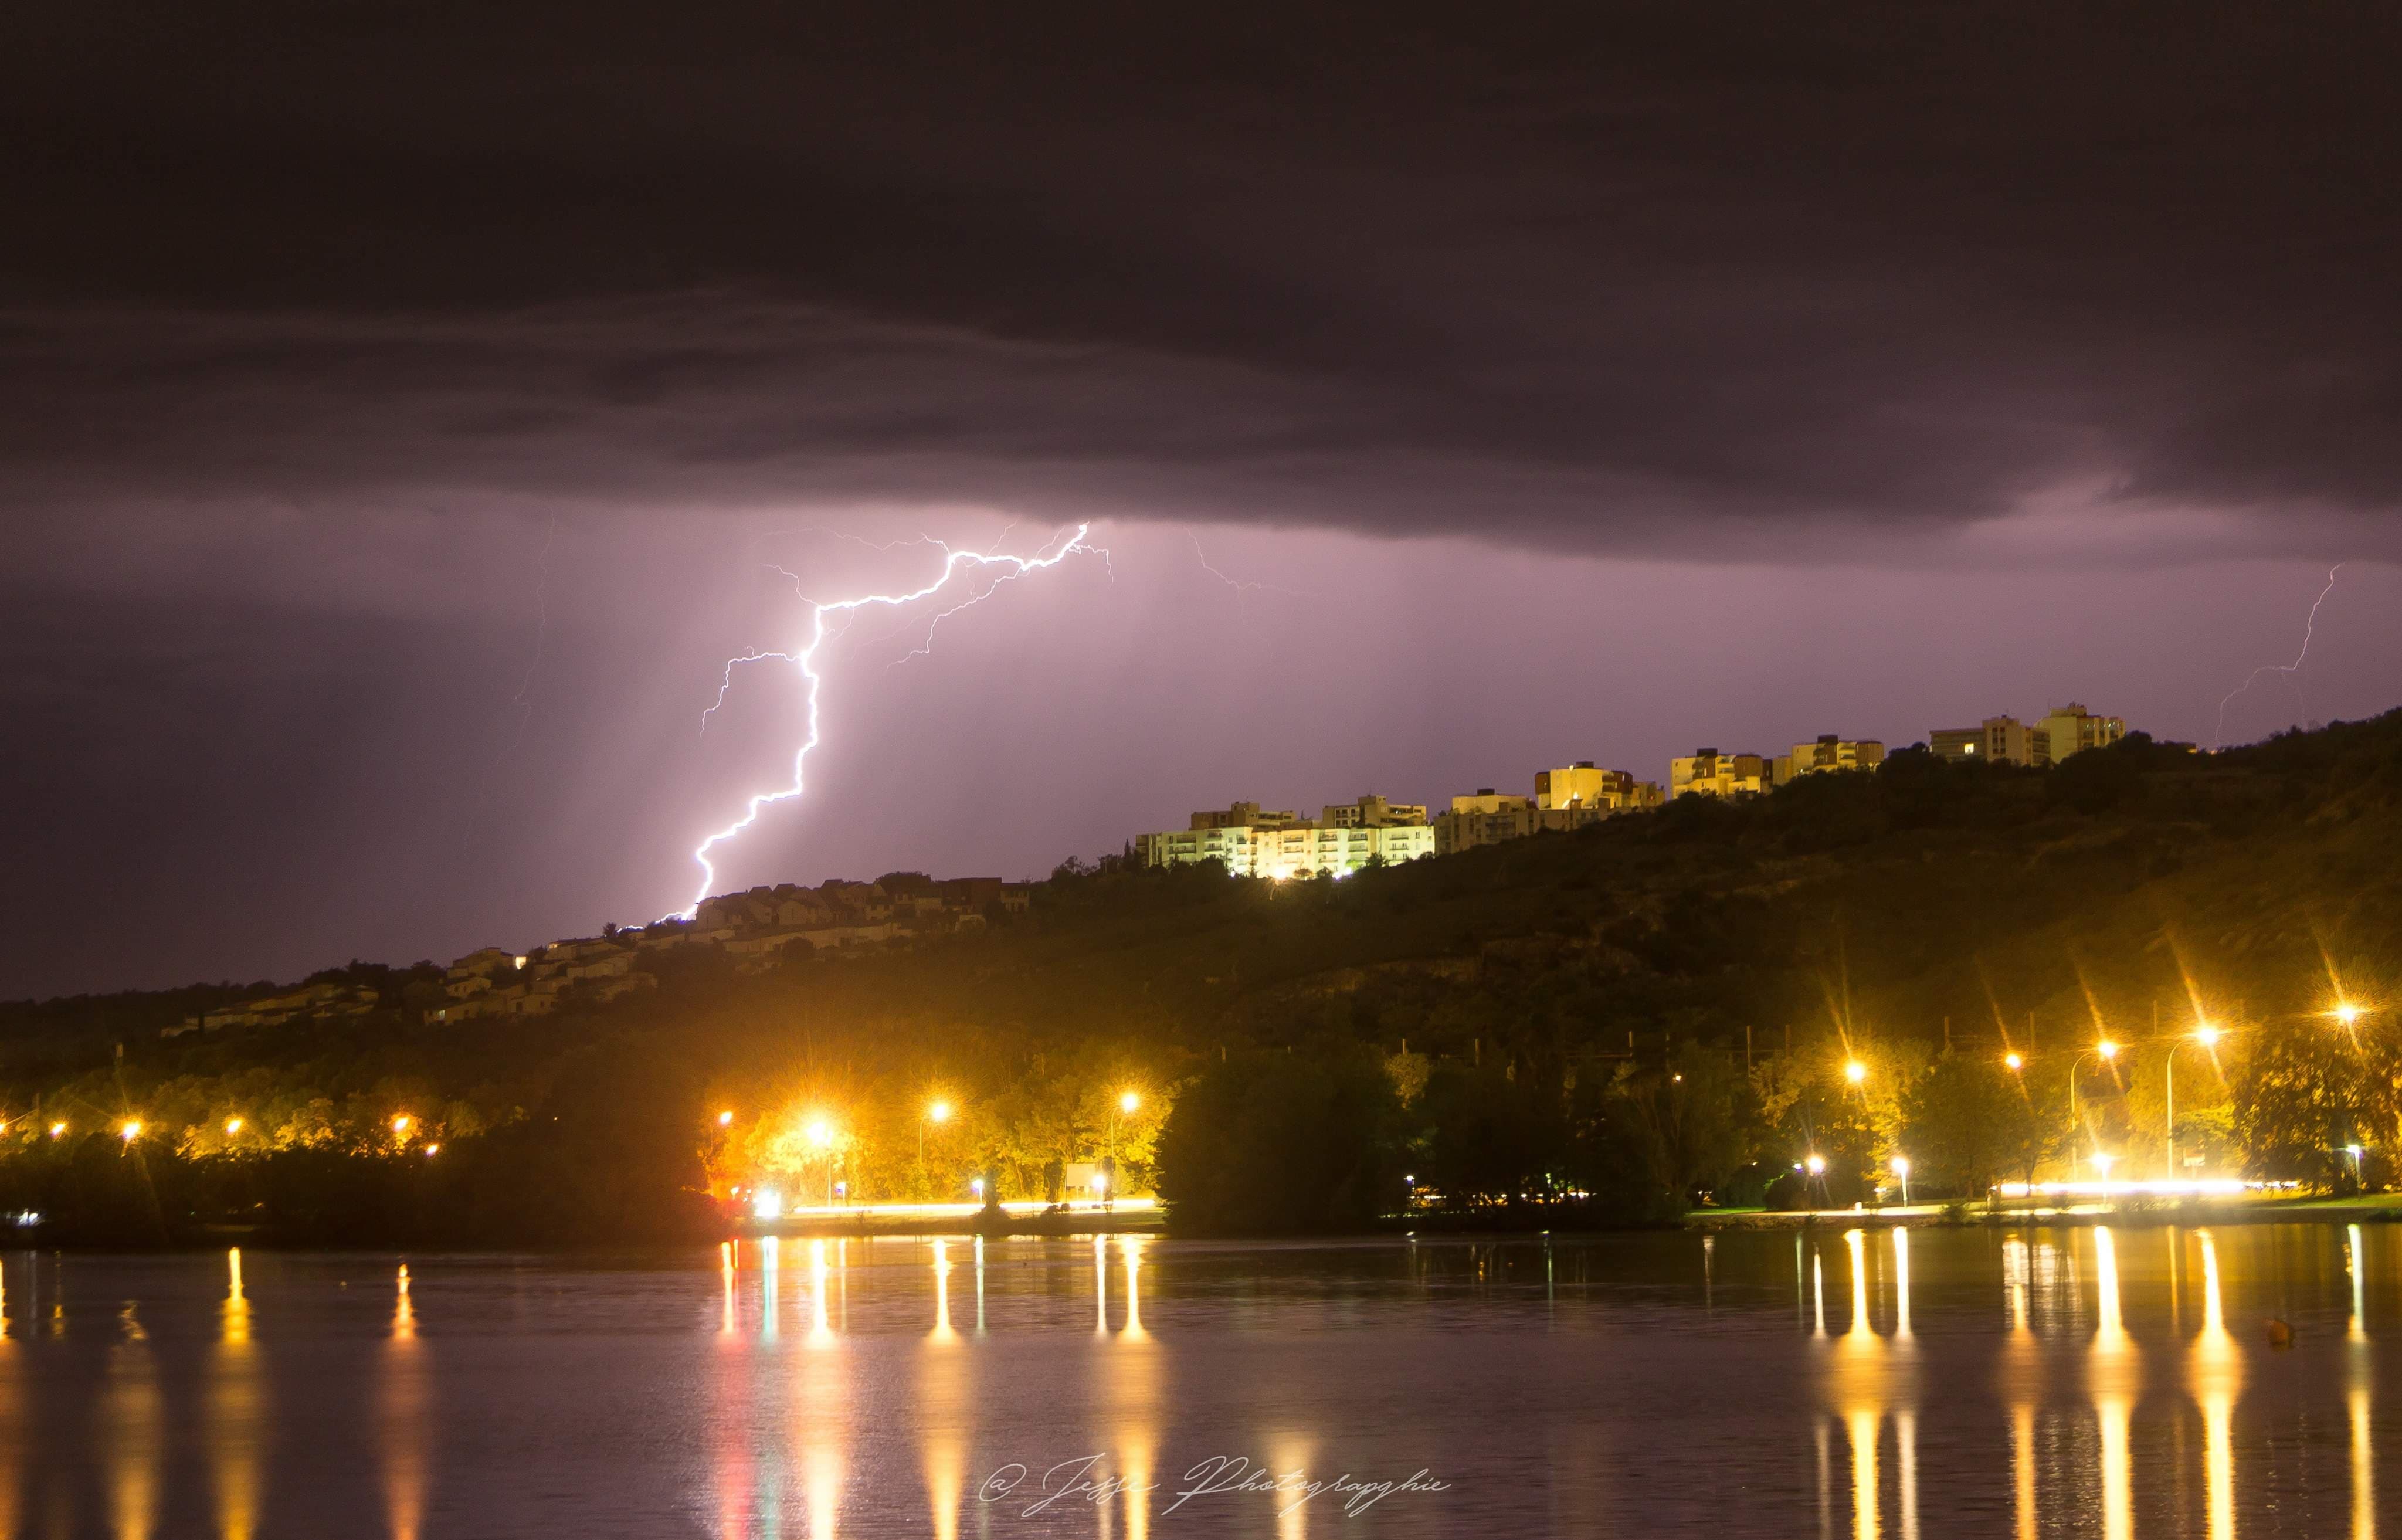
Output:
[{"xmin": 0, "ymin": 1222, "xmax": 2389, "ymax": 1536}]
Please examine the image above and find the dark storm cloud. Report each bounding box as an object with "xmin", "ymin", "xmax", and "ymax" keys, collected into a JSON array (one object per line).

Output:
[{"xmin": 5, "ymin": 2, "xmax": 2400, "ymax": 555}]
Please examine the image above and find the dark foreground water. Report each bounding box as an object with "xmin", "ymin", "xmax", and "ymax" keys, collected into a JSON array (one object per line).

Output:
[{"xmin": 0, "ymin": 1223, "xmax": 2392, "ymax": 1536}]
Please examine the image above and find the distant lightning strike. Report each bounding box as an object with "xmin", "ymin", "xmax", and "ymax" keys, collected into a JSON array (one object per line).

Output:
[
  {"xmin": 674, "ymin": 523, "xmax": 1104, "ymax": 917},
  {"xmin": 1189, "ymin": 530, "xmax": 1307, "ymax": 608},
  {"xmin": 2214, "ymin": 562, "xmax": 2343, "ymax": 748}
]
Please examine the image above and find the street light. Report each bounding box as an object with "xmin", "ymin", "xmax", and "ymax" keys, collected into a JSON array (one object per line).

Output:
[
  {"xmin": 120, "ymin": 1120, "xmax": 141, "ymax": 1141},
  {"xmin": 2167, "ymin": 1026, "xmax": 2223, "ymax": 1178},
  {"xmin": 223, "ymin": 1117, "xmax": 245, "ymax": 1137},
  {"xmin": 1107, "ymin": 1090, "xmax": 1142, "ymax": 1179},
  {"xmin": 2003, "ymin": 1051, "xmax": 2024, "ymax": 1072},
  {"xmin": 1891, "ymin": 1155, "xmax": 1912, "ymax": 1207},
  {"xmin": 717, "ymin": 1110, "xmax": 734, "ymax": 1127},
  {"xmin": 2068, "ymin": 1043, "xmax": 2121, "ymax": 1182},
  {"xmin": 2335, "ymin": 1004, "xmax": 2366, "ymax": 1028},
  {"xmin": 805, "ymin": 1117, "xmax": 839, "ymax": 1206},
  {"xmin": 1844, "ymin": 1060, "xmax": 1868, "ymax": 1085},
  {"xmin": 392, "ymin": 1115, "xmax": 413, "ymax": 1138},
  {"xmin": 47, "ymin": 1122, "xmax": 65, "ymax": 1138},
  {"xmin": 2094, "ymin": 1152, "xmax": 2116, "ymax": 1193},
  {"xmin": 920, "ymin": 1098, "xmax": 952, "ymax": 1164}
]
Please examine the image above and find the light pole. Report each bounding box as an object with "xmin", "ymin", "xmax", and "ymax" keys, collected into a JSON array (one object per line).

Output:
[
  {"xmin": 1890, "ymin": 1155, "xmax": 1911, "ymax": 1208},
  {"xmin": 920, "ymin": 1098, "xmax": 951, "ymax": 1165},
  {"xmin": 2166, "ymin": 1024, "xmax": 2221, "ymax": 1178},
  {"xmin": 2068, "ymin": 1040, "xmax": 2119, "ymax": 1182},
  {"xmin": 1804, "ymin": 1153, "xmax": 1827, "ymax": 1210},
  {"xmin": 1109, "ymin": 1089, "xmax": 1140, "ymax": 1166},
  {"xmin": 806, "ymin": 1117, "xmax": 836, "ymax": 1206}
]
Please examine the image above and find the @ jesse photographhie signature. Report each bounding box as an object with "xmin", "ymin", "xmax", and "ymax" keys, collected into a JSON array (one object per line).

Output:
[{"xmin": 980, "ymin": 1454, "xmax": 1451, "ymax": 1520}]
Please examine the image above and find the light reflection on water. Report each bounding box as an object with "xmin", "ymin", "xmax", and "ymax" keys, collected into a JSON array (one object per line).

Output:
[{"xmin": 0, "ymin": 1224, "xmax": 2393, "ymax": 1534}]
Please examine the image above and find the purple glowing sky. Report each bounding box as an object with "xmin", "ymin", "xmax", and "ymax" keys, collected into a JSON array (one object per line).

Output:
[{"xmin": 4, "ymin": 5, "xmax": 2399, "ymax": 994}]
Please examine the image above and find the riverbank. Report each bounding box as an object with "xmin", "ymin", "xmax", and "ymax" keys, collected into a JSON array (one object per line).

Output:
[
  {"xmin": 1688, "ymin": 1192, "xmax": 2402, "ymax": 1230},
  {"xmin": 738, "ymin": 1200, "xmax": 1166, "ymax": 1239}
]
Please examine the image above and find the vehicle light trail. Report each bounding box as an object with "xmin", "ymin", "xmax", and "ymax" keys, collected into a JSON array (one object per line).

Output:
[{"xmin": 673, "ymin": 523, "xmax": 1104, "ymax": 917}]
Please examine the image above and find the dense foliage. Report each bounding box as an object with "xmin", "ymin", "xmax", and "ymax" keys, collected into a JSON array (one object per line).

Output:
[{"xmin": 6, "ymin": 711, "xmax": 2402, "ymax": 1243}]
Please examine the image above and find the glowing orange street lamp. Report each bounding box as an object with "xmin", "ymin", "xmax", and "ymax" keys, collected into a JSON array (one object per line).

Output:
[
  {"xmin": 920, "ymin": 1098, "xmax": 952, "ymax": 1162},
  {"xmin": 223, "ymin": 1117, "xmax": 245, "ymax": 1137},
  {"xmin": 717, "ymin": 1109, "xmax": 735, "ymax": 1127},
  {"xmin": 392, "ymin": 1114, "xmax": 414, "ymax": 1137},
  {"xmin": 120, "ymin": 1120, "xmax": 141, "ymax": 1142},
  {"xmin": 2003, "ymin": 1051, "xmax": 2024, "ymax": 1072},
  {"xmin": 1844, "ymin": 1060, "xmax": 1868, "ymax": 1085},
  {"xmin": 48, "ymin": 1121, "xmax": 65, "ymax": 1138},
  {"xmin": 803, "ymin": 1116, "xmax": 839, "ymax": 1206}
]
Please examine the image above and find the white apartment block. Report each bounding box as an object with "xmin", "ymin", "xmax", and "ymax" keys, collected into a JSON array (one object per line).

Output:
[{"xmin": 1135, "ymin": 796, "xmax": 1434, "ymax": 877}]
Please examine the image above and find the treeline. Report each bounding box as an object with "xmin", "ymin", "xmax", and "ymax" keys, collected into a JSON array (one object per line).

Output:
[{"xmin": 5, "ymin": 713, "xmax": 2402, "ymax": 1244}]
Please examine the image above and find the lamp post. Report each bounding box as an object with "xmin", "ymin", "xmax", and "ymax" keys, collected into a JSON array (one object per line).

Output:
[
  {"xmin": 806, "ymin": 1117, "xmax": 836, "ymax": 1206},
  {"xmin": 2068, "ymin": 1040, "xmax": 2119, "ymax": 1182},
  {"xmin": 920, "ymin": 1098, "xmax": 951, "ymax": 1165},
  {"xmin": 1804, "ymin": 1152, "xmax": 1827, "ymax": 1210},
  {"xmin": 2167, "ymin": 1024, "xmax": 2221, "ymax": 1178},
  {"xmin": 1108, "ymin": 1090, "xmax": 1140, "ymax": 1165},
  {"xmin": 1891, "ymin": 1155, "xmax": 1911, "ymax": 1208}
]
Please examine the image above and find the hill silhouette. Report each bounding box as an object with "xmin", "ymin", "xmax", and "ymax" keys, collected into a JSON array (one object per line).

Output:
[{"xmin": 7, "ymin": 712, "xmax": 2401, "ymax": 1243}]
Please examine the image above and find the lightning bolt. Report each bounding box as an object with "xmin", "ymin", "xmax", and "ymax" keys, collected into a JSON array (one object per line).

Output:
[
  {"xmin": 673, "ymin": 522, "xmax": 1104, "ymax": 917},
  {"xmin": 2214, "ymin": 562, "xmax": 2342, "ymax": 748},
  {"xmin": 1189, "ymin": 530, "xmax": 1309, "ymax": 608}
]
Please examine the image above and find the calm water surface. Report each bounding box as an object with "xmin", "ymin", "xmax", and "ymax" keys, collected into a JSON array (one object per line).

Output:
[{"xmin": 0, "ymin": 1223, "xmax": 2393, "ymax": 1536}]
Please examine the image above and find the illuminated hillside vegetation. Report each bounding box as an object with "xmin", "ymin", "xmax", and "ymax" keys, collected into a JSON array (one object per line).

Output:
[{"xmin": 6, "ymin": 713, "xmax": 2402, "ymax": 1244}]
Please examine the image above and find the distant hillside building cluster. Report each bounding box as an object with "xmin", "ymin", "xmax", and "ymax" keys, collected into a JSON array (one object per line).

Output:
[
  {"xmin": 429, "ymin": 876, "xmax": 1033, "ymax": 1022},
  {"xmin": 170, "ymin": 877, "xmax": 1033, "ymax": 1036},
  {"xmin": 1135, "ymin": 706, "xmax": 2130, "ymax": 877},
  {"xmin": 176, "ymin": 979, "xmax": 383, "ymax": 1035},
  {"xmin": 1928, "ymin": 703, "xmax": 2126, "ymax": 767},
  {"xmin": 1134, "ymin": 796, "xmax": 1437, "ymax": 880}
]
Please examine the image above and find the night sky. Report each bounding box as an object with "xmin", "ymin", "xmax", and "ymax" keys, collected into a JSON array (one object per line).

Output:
[{"xmin": 6, "ymin": 4, "xmax": 2399, "ymax": 996}]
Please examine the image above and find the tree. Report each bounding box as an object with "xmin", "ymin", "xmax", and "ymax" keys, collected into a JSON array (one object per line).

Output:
[
  {"xmin": 1903, "ymin": 1051, "xmax": 2055, "ymax": 1196},
  {"xmin": 2230, "ymin": 1025, "xmax": 2379, "ymax": 1188},
  {"xmin": 1155, "ymin": 1044, "xmax": 1404, "ymax": 1234}
]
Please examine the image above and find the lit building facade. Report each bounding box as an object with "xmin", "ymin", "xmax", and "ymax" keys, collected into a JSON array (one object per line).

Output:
[
  {"xmin": 2035, "ymin": 703, "xmax": 2125, "ymax": 762},
  {"xmin": 1772, "ymin": 735, "xmax": 1886, "ymax": 784},
  {"xmin": 1670, "ymin": 749, "xmax": 1771, "ymax": 798},
  {"xmin": 1932, "ymin": 705, "xmax": 2124, "ymax": 767},
  {"xmin": 1535, "ymin": 762, "xmax": 1660, "ymax": 811},
  {"xmin": 1135, "ymin": 798, "xmax": 1433, "ymax": 877}
]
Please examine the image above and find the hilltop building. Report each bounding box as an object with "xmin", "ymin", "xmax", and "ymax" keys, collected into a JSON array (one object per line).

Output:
[
  {"xmin": 1433, "ymin": 763, "xmax": 1661, "ymax": 854},
  {"xmin": 1134, "ymin": 796, "xmax": 1434, "ymax": 877},
  {"xmin": 1670, "ymin": 749, "xmax": 1771, "ymax": 799},
  {"xmin": 1932, "ymin": 704, "xmax": 2124, "ymax": 767},
  {"xmin": 2035, "ymin": 704, "xmax": 2126, "ymax": 761},
  {"xmin": 1535, "ymin": 762, "xmax": 1658, "ymax": 811},
  {"xmin": 1772, "ymin": 735, "xmax": 1886, "ymax": 785}
]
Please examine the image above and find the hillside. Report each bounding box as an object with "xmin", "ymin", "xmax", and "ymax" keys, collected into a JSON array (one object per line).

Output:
[{"xmin": 6, "ymin": 713, "xmax": 2402, "ymax": 1242}]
